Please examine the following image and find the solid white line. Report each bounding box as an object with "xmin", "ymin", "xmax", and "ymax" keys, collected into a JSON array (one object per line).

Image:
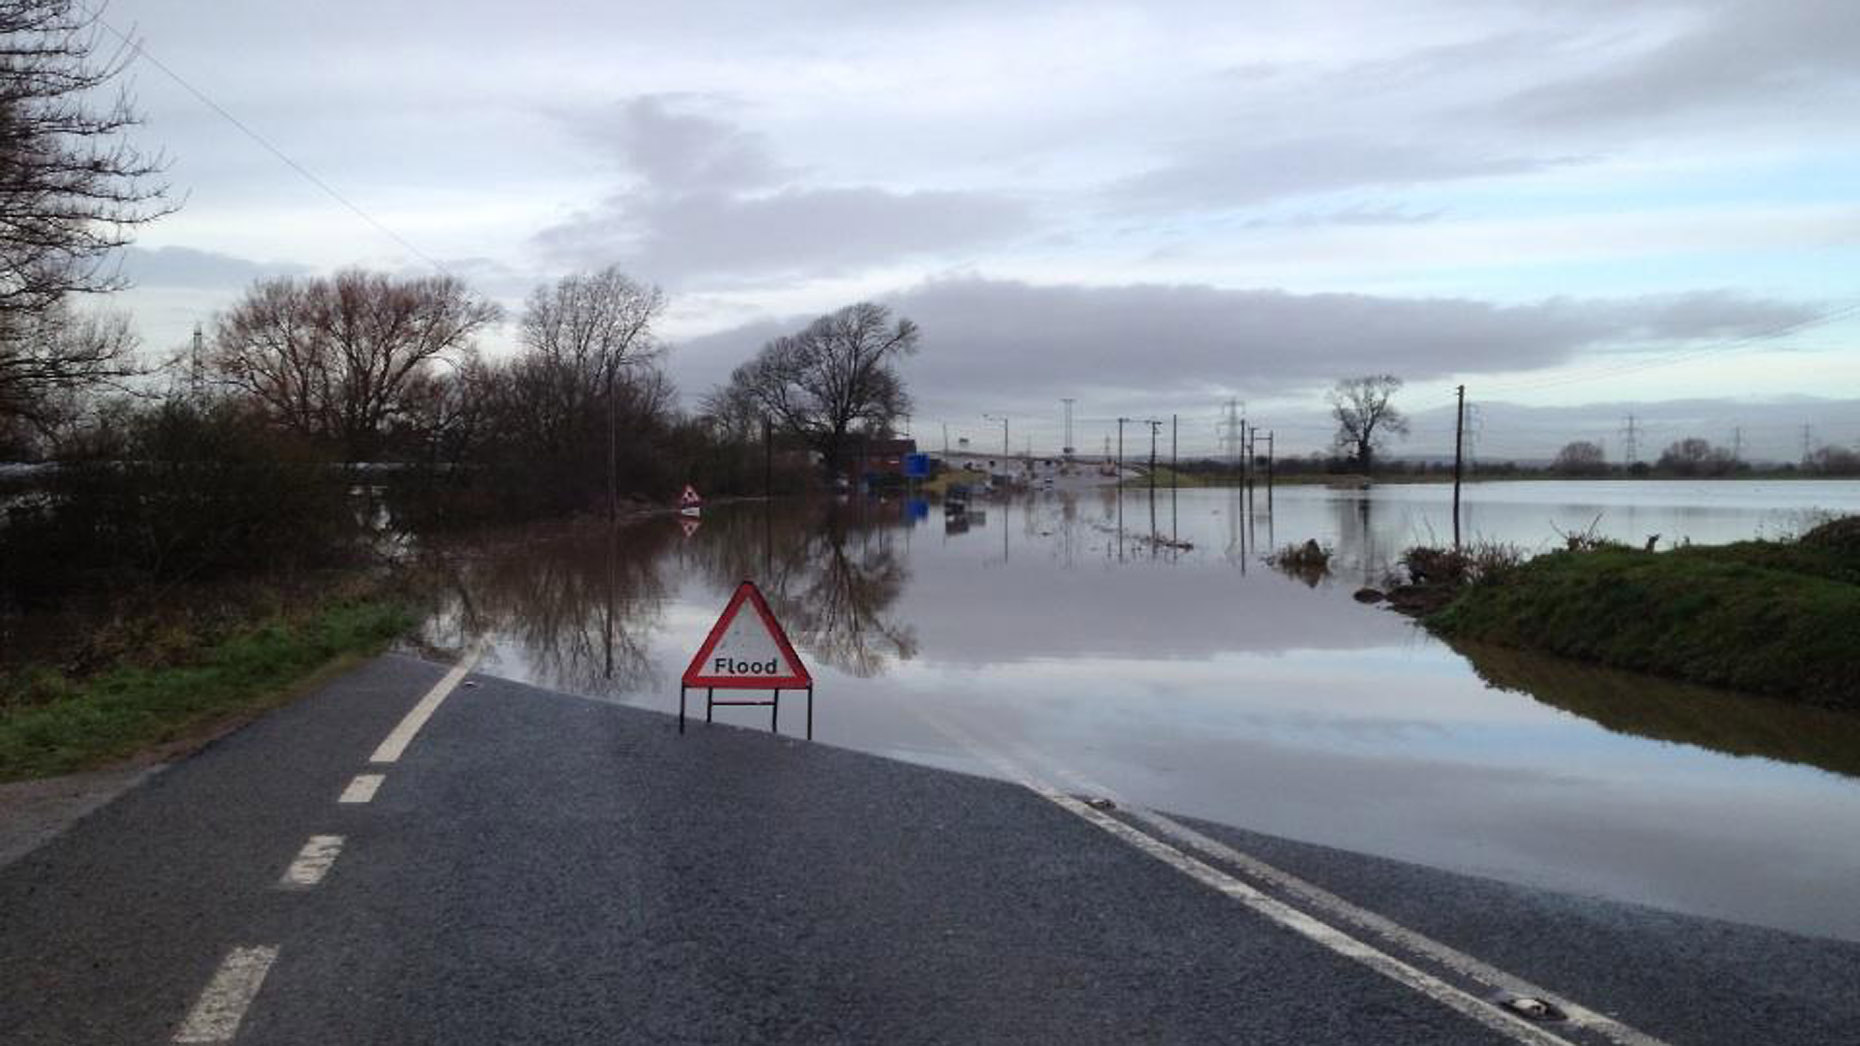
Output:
[
  {"xmin": 338, "ymin": 773, "xmax": 384, "ymax": 804},
  {"xmin": 172, "ymin": 945, "xmax": 278, "ymax": 1043},
  {"xmin": 914, "ymin": 711, "xmax": 1590, "ymax": 1046},
  {"xmin": 278, "ymin": 834, "xmax": 344, "ymax": 889},
  {"xmin": 1019, "ymin": 754, "xmax": 1668, "ymax": 1046},
  {"xmin": 1123, "ymin": 805, "xmax": 1670, "ymax": 1046},
  {"xmin": 369, "ymin": 645, "xmax": 484, "ymax": 764},
  {"xmin": 1002, "ymin": 737, "xmax": 1671, "ymax": 1046}
]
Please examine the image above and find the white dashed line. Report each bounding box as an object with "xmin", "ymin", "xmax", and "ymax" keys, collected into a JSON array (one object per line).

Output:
[
  {"xmin": 172, "ymin": 945, "xmax": 278, "ymax": 1043},
  {"xmin": 369, "ymin": 644, "xmax": 484, "ymax": 764},
  {"xmin": 278, "ymin": 835, "xmax": 344, "ymax": 889},
  {"xmin": 338, "ymin": 773, "xmax": 384, "ymax": 804}
]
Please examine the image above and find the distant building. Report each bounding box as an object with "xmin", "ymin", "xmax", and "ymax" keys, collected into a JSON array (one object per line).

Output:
[{"xmin": 843, "ymin": 437, "xmax": 918, "ymax": 485}]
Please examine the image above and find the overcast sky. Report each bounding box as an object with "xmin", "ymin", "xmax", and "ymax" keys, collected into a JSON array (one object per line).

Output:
[{"xmin": 103, "ymin": 0, "xmax": 1860, "ymax": 459}]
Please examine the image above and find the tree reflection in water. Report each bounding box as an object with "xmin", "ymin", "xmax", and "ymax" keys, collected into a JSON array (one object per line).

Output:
[
  {"xmin": 414, "ymin": 500, "xmax": 921, "ymax": 699},
  {"xmin": 1455, "ymin": 639, "xmax": 1860, "ymax": 781},
  {"xmin": 416, "ymin": 520, "xmax": 679, "ymax": 696},
  {"xmin": 690, "ymin": 500, "xmax": 918, "ymax": 679}
]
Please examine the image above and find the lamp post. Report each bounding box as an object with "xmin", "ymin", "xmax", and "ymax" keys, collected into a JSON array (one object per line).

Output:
[{"xmin": 983, "ymin": 413, "xmax": 1009, "ymax": 458}]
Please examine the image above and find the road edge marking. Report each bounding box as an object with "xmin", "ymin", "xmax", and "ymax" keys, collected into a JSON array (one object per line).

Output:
[
  {"xmin": 1121, "ymin": 805, "xmax": 1669, "ymax": 1046},
  {"xmin": 370, "ymin": 644, "xmax": 485, "ymax": 764},
  {"xmin": 172, "ymin": 945, "xmax": 278, "ymax": 1043},
  {"xmin": 913, "ymin": 710, "xmax": 1593, "ymax": 1046},
  {"xmin": 991, "ymin": 735, "xmax": 1671, "ymax": 1046}
]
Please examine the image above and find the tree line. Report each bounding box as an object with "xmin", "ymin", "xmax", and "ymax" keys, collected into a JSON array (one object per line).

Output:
[{"xmin": 0, "ymin": 4, "xmax": 924, "ymax": 607}]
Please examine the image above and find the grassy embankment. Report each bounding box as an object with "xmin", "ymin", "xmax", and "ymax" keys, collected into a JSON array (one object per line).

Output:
[
  {"xmin": 1419, "ymin": 518, "xmax": 1860, "ymax": 707},
  {"xmin": 0, "ymin": 596, "xmax": 414, "ymax": 782}
]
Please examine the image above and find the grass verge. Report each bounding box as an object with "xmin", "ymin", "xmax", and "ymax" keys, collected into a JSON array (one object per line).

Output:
[
  {"xmin": 0, "ymin": 599, "xmax": 414, "ymax": 782},
  {"xmin": 1423, "ymin": 517, "xmax": 1860, "ymax": 707}
]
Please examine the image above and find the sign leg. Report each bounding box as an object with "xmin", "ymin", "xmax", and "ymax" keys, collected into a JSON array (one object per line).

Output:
[
  {"xmin": 806, "ymin": 685, "xmax": 814, "ymax": 741},
  {"xmin": 679, "ymin": 686, "xmax": 686, "ymax": 734},
  {"xmin": 771, "ymin": 688, "xmax": 780, "ymax": 733},
  {"xmin": 706, "ymin": 687, "xmax": 714, "ymax": 724}
]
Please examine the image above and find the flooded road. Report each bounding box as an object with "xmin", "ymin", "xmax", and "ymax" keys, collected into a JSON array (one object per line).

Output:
[{"xmin": 414, "ymin": 480, "xmax": 1860, "ymax": 941}]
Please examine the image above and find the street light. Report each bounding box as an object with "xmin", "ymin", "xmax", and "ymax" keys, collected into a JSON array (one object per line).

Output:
[{"xmin": 983, "ymin": 413, "xmax": 1009, "ymax": 458}]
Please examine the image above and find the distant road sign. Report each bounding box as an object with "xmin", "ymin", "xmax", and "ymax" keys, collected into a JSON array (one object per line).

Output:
[
  {"xmin": 904, "ymin": 453, "xmax": 930, "ymax": 478},
  {"xmin": 682, "ymin": 581, "xmax": 812, "ymax": 689},
  {"xmin": 678, "ymin": 484, "xmax": 702, "ymax": 507}
]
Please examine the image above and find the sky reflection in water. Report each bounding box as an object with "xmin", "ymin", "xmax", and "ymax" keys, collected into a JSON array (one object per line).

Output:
[{"xmin": 415, "ymin": 481, "xmax": 1860, "ymax": 941}]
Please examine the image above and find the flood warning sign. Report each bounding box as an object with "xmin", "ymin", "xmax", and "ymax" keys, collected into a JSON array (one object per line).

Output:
[{"xmin": 682, "ymin": 581, "xmax": 812, "ymax": 689}]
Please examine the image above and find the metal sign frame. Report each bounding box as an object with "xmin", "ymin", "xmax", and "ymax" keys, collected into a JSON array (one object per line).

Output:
[{"xmin": 679, "ymin": 580, "xmax": 815, "ymax": 738}]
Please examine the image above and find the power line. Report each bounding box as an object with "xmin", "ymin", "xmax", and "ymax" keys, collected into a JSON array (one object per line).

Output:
[{"xmin": 91, "ymin": 11, "xmax": 451, "ymax": 276}]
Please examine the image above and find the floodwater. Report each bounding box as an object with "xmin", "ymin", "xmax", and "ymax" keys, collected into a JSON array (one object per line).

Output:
[{"xmin": 413, "ymin": 480, "xmax": 1860, "ymax": 941}]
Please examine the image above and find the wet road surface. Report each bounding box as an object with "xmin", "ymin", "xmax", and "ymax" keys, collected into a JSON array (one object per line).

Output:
[{"xmin": 4, "ymin": 652, "xmax": 1860, "ymax": 1045}]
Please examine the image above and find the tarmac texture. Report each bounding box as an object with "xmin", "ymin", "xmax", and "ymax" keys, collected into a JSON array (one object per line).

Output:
[{"xmin": 3, "ymin": 653, "xmax": 1858, "ymax": 1044}]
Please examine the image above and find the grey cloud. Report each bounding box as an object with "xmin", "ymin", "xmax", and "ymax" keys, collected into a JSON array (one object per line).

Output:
[
  {"xmin": 541, "ymin": 187, "xmax": 1032, "ymax": 284},
  {"xmin": 1111, "ymin": 137, "xmax": 1571, "ymax": 213},
  {"xmin": 1555, "ymin": 291, "xmax": 1818, "ymax": 343},
  {"xmin": 115, "ymin": 246, "xmax": 309, "ymax": 289},
  {"xmin": 667, "ymin": 277, "xmax": 1820, "ymax": 420},
  {"xmin": 537, "ymin": 97, "xmax": 1035, "ymax": 283},
  {"xmin": 1505, "ymin": 0, "xmax": 1860, "ymax": 126},
  {"xmin": 592, "ymin": 96, "xmax": 788, "ymax": 194}
]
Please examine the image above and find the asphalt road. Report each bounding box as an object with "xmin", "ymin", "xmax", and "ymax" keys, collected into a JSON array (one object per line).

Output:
[{"xmin": 3, "ymin": 652, "xmax": 1859, "ymax": 1044}]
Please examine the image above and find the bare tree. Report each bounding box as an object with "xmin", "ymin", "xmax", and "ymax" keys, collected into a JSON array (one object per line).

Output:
[
  {"xmin": 208, "ymin": 270, "xmax": 500, "ymax": 460},
  {"xmin": 520, "ymin": 268, "xmax": 666, "ymax": 515},
  {"xmin": 1329, "ymin": 374, "xmax": 1408, "ymax": 472},
  {"xmin": 0, "ymin": 1, "xmax": 172, "ymax": 426},
  {"xmin": 0, "ymin": 300, "xmax": 135, "ymax": 432},
  {"xmin": 721, "ymin": 302, "xmax": 918, "ymax": 480},
  {"xmin": 1552, "ymin": 440, "xmax": 1607, "ymax": 476},
  {"xmin": 520, "ymin": 267, "xmax": 664, "ymax": 383},
  {"xmin": 1806, "ymin": 444, "xmax": 1860, "ymax": 477},
  {"xmin": 1657, "ymin": 437, "xmax": 1737, "ymax": 477}
]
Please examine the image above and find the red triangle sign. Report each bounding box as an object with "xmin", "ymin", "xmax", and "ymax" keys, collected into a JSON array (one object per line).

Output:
[
  {"xmin": 678, "ymin": 484, "xmax": 703, "ymax": 507},
  {"xmin": 679, "ymin": 516, "xmax": 702, "ymax": 539},
  {"xmin": 682, "ymin": 581, "xmax": 812, "ymax": 689}
]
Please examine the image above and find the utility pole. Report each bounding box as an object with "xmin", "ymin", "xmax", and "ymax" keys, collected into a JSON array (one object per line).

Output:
[
  {"xmin": 606, "ymin": 360, "xmax": 618, "ymax": 523},
  {"xmin": 764, "ymin": 416, "xmax": 773, "ymax": 498},
  {"xmin": 1062, "ymin": 398, "xmax": 1076, "ymax": 459},
  {"xmin": 1116, "ymin": 417, "xmax": 1132, "ymax": 478},
  {"xmin": 1171, "ymin": 414, "xmax": 1178, "ymax": 488},
  {"xmin": 1265, "ymin": 431, "xmax": 1275, "ymax": 490},
  {"xmin": 1452, "ymin": 385, "xmax": 1466, "ymax": 549},
  {"xmin": 942, "ymin": 422, "xmax": 949, "ymax": 455},
  {"xmin": 1145, "ymin": 419, "xmax": 1163, "ymax": 496}
]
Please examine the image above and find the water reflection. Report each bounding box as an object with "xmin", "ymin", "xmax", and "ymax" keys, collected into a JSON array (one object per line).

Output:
[
  {"xmin": 690, "ymin": 504, "xmax": 917, "ymax": 678},
  {"xmin": 418, "ymin": 521, "xmax": 678, "ymax": 696},
  {"xmin": 415, "ymin": 480, "xmax": 1860, "ymax": 940},
  {"xmin": 1455, "ymin": 640, "xmax": 1860, "ymax": 782}
]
